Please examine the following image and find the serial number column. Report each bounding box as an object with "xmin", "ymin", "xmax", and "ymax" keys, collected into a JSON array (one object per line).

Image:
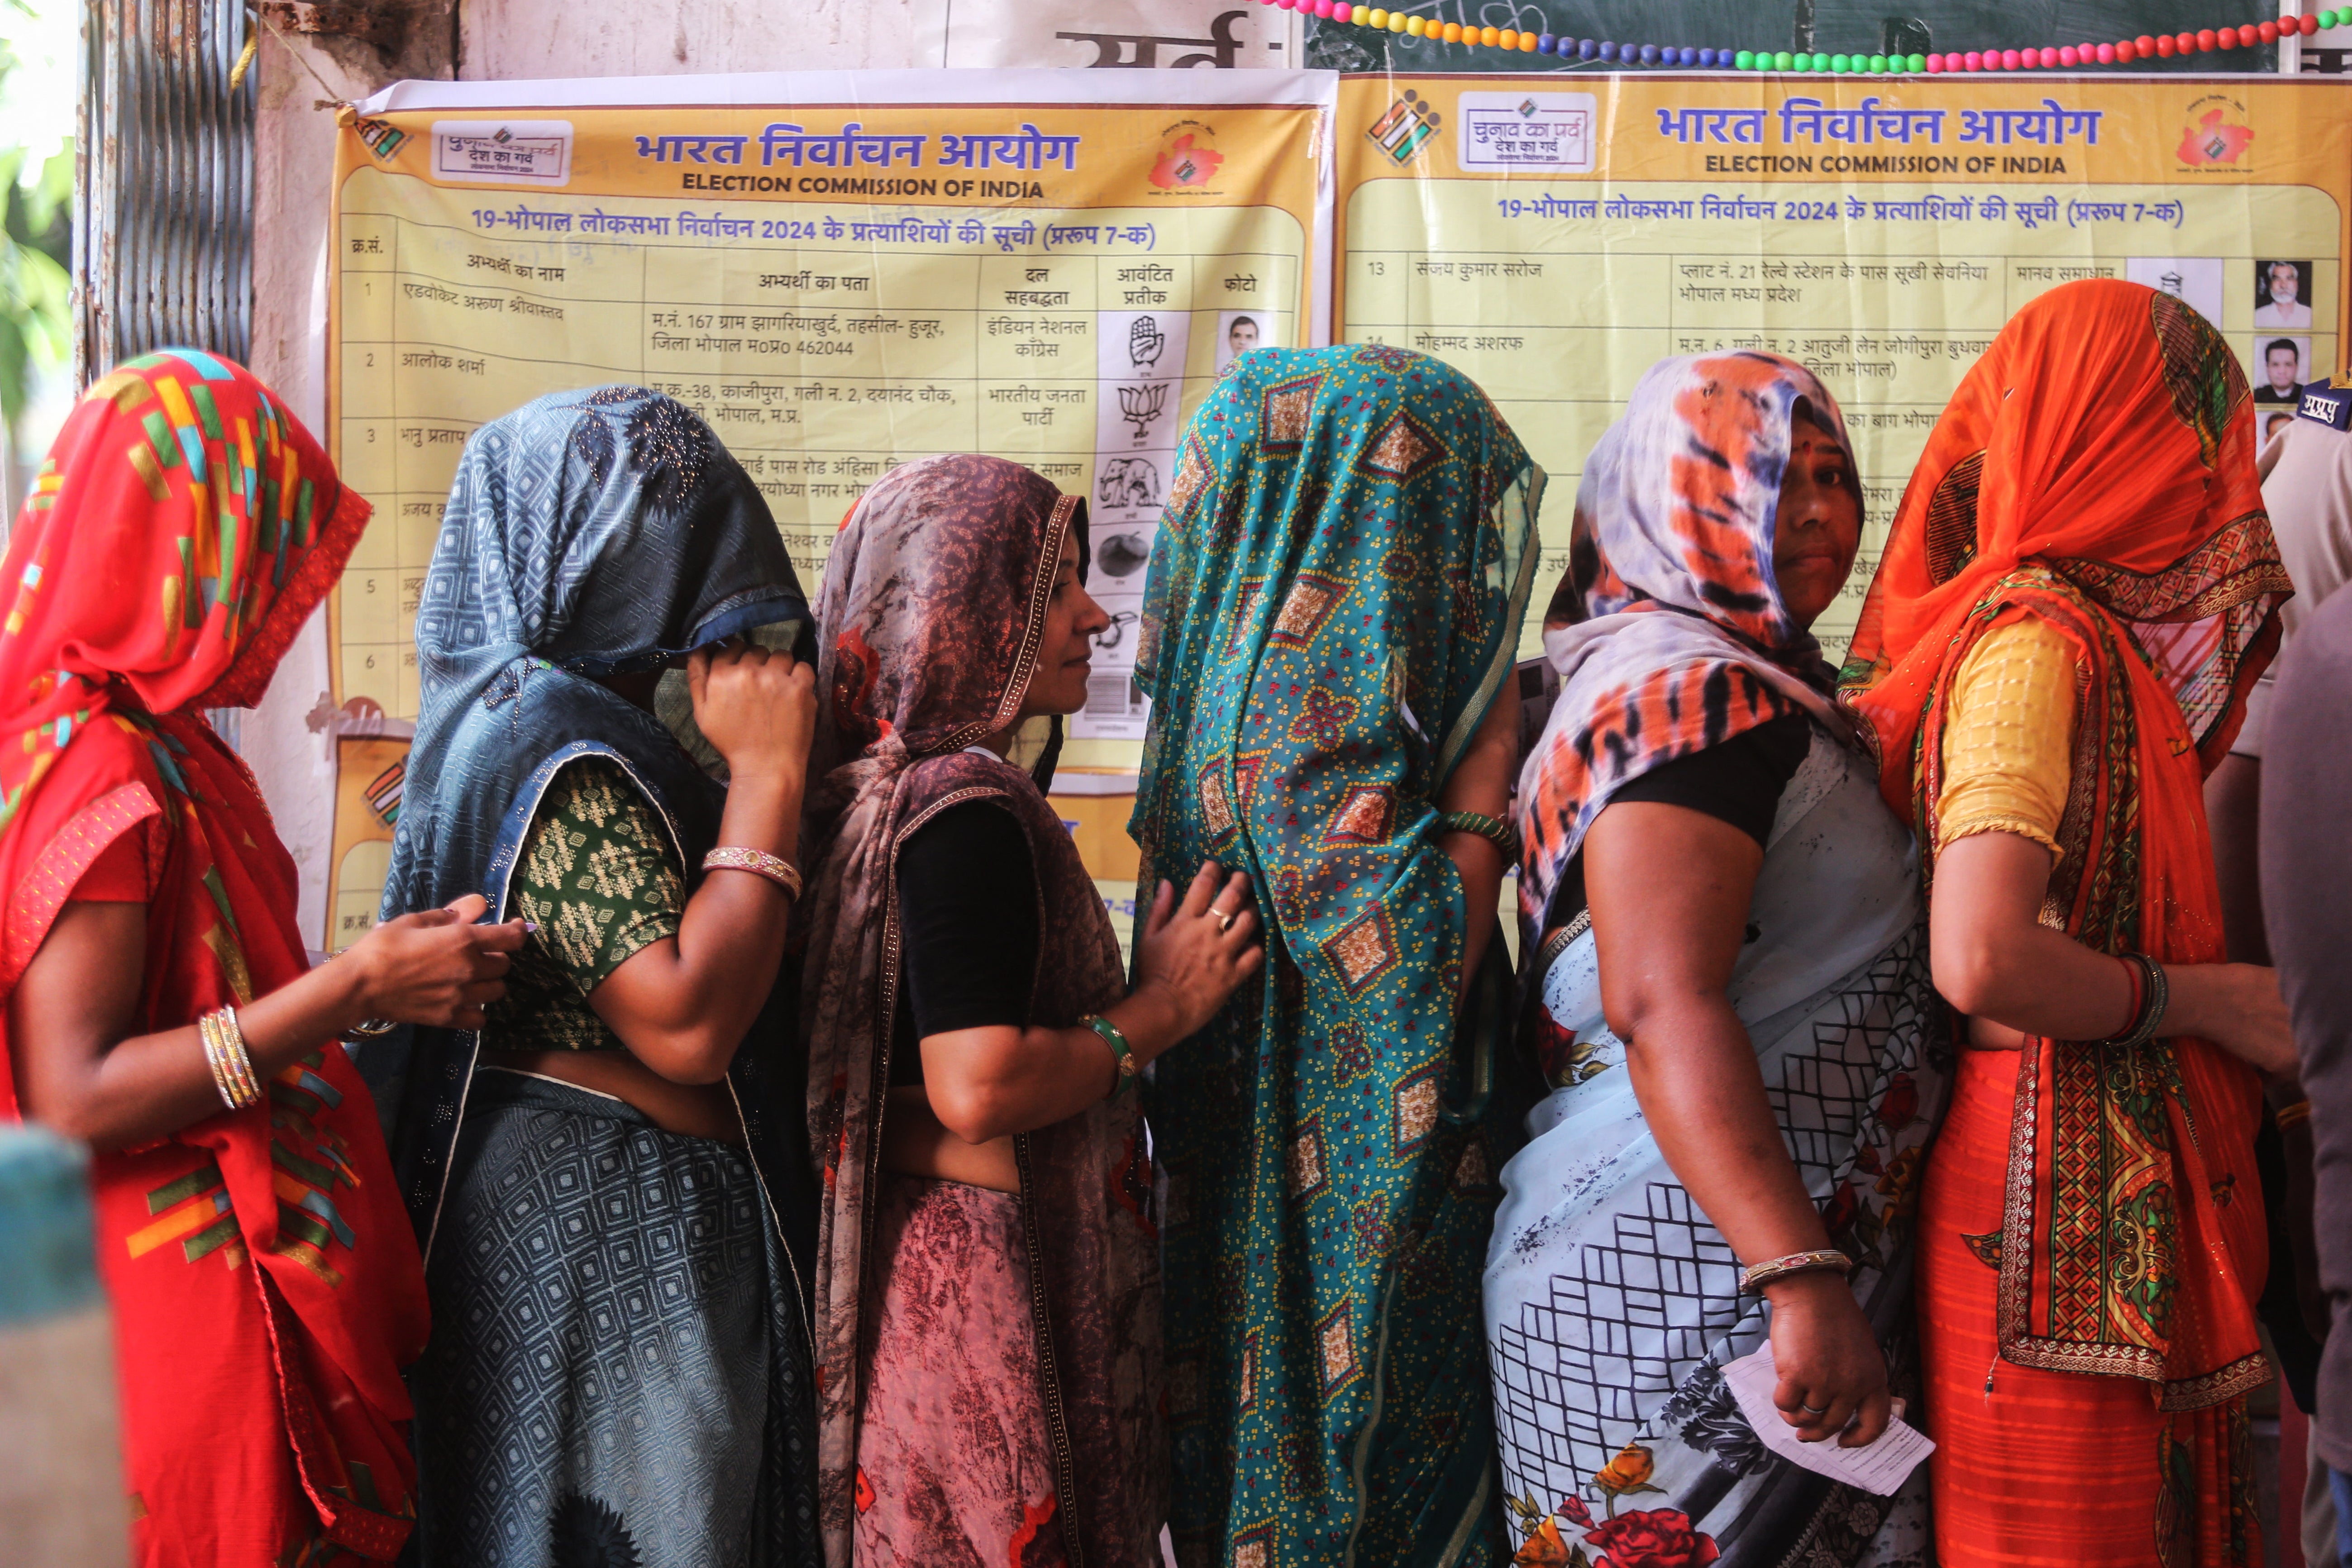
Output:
[{"xmin": 334, "ymin": 210, "xmax": 402, "ymax": 713}]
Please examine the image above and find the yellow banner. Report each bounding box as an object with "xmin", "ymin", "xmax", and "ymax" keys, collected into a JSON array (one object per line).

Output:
[{"xmin": 1336, "ymin": 73, "xmax": 2352, "ymax": 653}]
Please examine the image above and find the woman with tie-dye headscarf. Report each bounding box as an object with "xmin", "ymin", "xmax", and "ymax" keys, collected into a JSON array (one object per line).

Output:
[
  {"xmin": 1132, "ymin": 345, "xmax": 1542, "ymax": 1566},
  {"xmin": 1491, "ymin": 352, "xmax": 1944, "ymax": 1565}
]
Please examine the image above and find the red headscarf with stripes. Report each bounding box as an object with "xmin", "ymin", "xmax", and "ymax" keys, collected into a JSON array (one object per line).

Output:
[{"xmin": 0, "ymin": 351, "xmax": 428, "ymax": 1562}]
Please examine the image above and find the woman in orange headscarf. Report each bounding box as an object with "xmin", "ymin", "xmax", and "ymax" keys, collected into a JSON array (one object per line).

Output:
[
  {"xmin": 1841, "ymin": 280, "xmax": 2296, "ymax": 1565},
  {"xmin": 0, "ymin": 350, "xmax": 524, "ymax": 1565}
]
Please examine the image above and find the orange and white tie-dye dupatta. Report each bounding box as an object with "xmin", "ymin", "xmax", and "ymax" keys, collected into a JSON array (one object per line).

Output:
[
  {"xmin": 1514, "ymin": 351, "xmax": 1855, "ymax": 939},
  {"xmin": 0, "ymin": 351, "xmax": 426, "ymax": 1564}
]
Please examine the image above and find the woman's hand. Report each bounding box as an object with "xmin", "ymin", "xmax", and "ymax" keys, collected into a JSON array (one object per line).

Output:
[
  {"xmin": 1126, "ymin": 861, "xmax": 1265, "ymax": 1054},
  {"xmin": 1765, "ymin": 1271, "xmax": 1892, "ymax": 1446},
  {"xmin": 345, "ymin": 893, "xmax": 528, "ymax": 1030},
  {"xmin": 2167, "ymin": 962, "xmax": 2297, "ymax": 1081},
  {"xmin": 688, "ymin": 639, "xmax": 817, "ymax": 784}
]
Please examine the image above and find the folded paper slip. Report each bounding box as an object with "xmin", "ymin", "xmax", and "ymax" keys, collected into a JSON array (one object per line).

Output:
[{"xmin": 1719, "ymin": 1340, "xmax": 1935, "ymax": 1496}]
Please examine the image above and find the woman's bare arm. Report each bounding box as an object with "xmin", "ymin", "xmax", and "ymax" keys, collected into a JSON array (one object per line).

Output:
[
  {"xmin": 585, "ymin": 643, "xmax": 815, "ymax": 1084},
  {"xmin": 1586, "ymin": 799, "xmax": 1889, "ymax": 1445},
  {"xmin": 1931, "ymin": 829, "xmax": 2294, "ymax": 1077},
  {"xmin": 922, "ymin": 863, "xmax": 1262, "ymax": 1145},
  {"xmin": 1436, "ymin": 691, "xmax": 1519, "ymax": 996},
  {"xmin": 12, "ymin": 893, "xmax": 524, "ymax": 1150},
  {"xmin": 584, "ymin": 771, "xmax": 806, "ymax": 1084}
]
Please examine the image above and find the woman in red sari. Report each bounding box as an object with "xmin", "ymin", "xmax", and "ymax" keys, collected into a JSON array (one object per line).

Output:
[
  {"xmin": 1841, "ymin": 280, "xmax": 2296, "ymax": 1565},
  {"xmin": 0, "ymin": 350, "xmax": 524, "ymax": 1565}
]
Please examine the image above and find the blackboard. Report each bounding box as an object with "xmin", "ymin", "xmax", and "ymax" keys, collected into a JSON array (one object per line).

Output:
[{"xmin": 1306, "ymin": 3, "xmax": 2279, "ymax": 71}]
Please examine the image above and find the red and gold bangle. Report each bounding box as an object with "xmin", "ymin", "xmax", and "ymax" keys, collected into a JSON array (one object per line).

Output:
[
  {"xmin": 701, "ymin": 846, "xmax": 803, "ymax": 901},
  {"xmin": 2277, "ymin": 1099, "xmax": 2314, "ymax": 1131}
]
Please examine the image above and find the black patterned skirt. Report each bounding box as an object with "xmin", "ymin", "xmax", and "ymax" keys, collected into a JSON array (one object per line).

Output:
[{"xmin": 412, "ymin": 1069, "xmax": 819, "ymax": 1568}]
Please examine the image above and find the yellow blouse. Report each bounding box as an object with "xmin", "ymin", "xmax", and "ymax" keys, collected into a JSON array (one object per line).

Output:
[{"xmin": 1936, "ymin": 616, "xmax": 2079, "ymax": 857}]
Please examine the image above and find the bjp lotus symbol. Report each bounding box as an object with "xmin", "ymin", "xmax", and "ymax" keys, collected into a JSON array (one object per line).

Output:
[{"xmin": 1118, "ymin": 381, "xmax": 1169, "ymax": 440}]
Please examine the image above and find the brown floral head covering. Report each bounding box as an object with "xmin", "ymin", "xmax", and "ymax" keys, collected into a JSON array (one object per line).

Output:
[
  {"xmin": 810, "ymin": 454, "xmax": 1083, "ymax": 778},
  {"xmin": 797, "ymin": 454, "xmax": 1162, "ymax": 1568}
]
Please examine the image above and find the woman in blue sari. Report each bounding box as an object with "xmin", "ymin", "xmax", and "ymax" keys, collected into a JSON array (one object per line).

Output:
[
  {"xmin": 1132, "ymin": 346, "xmax": 1542, "ymax": 1566},
  {"xmin": 371, "ymin": 386, "xmax": 822, "ymax": 1567},
  {"xmin": 1491, "ymin": 353, "xmax": 1941, "ymax": 1566}
]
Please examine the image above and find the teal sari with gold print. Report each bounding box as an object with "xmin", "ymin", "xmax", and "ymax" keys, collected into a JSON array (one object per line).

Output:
[{"xmin": 1131, "ymin": 346, "xmax": 1543, "ymax": 1567}]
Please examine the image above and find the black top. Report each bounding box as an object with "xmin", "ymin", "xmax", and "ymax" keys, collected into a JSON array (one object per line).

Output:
[
  {"xmin": 1543, "ymin": 712, "xmax": 1812, "ymax": 936},
  {"xmin": 889, "ymin": 799, "xmax": 1041, "ymax": 1085}
]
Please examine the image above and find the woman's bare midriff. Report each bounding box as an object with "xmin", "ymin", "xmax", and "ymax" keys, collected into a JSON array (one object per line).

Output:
[
  {"xmin": 1966, "ymin": 1016, "xmax": 2028, "ymax": 1051},
  {"xmin": 879, "ymin": 1084, "xmax": 1019, "ymax": 1193},
  {"xmin": 478, "ymin": 1048, "xmax": 745, "ymax": 1143}
]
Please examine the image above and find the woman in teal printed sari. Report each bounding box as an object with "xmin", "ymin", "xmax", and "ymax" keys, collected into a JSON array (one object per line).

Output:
[{"xmin": 1132, "ymin": 346, "xmax": 1543, "ymax": 1566}]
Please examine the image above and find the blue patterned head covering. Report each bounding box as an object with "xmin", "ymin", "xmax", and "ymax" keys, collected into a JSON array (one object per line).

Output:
[
  {"xmin": 1129, "ymin": 345, "xmax": 1542, "ymax": 1559},
  {"xmin": 371, "ymin": 385, "xmax": 811, "ymax": 1241}
]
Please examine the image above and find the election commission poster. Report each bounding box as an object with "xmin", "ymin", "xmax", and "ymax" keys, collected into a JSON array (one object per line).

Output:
[
  {"xmin": 1336, "ymin": 74, "xmax": 2352, "ymax": 659},
  {"xmin": 321, "ymin": 66, "xmax": 2352, "ymax": 951},
  {"xmin": 322, "ymin": 69, "xmax": 1333, "ymax": 949}
]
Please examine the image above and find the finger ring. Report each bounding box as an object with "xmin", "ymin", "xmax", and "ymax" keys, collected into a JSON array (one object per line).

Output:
[
  {"xmin": 1209, "ymin": 905, "xmax": 1237, "ymax": 933},
  {"xmin": 1799, "ymin": 1401, "xmax": 1829, "ymax": 1415}
]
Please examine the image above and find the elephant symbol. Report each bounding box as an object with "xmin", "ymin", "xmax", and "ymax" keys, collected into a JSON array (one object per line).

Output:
[{"xmin": 1097, "ymin": 458, "xmax": 1161, "ymax": 510}]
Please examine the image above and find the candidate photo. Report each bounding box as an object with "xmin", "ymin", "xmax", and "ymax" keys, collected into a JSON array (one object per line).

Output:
[
  {"xmin": 1216, "ymin": 310, "xmax": 1274, "ymax": 368},
  {"xmin": 2255, "ymin": 335, "xmax": 2311, "ymax": 402},
  {"xmin": 2255, "ymin": 258, "xmax": 2314, "ymax": 329}
]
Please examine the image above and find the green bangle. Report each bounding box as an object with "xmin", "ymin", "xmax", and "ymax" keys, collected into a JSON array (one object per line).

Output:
[
  {"xmin": 1084, "ymin": 1014, "xmax": 1139, "ymax": 1098},
  {"xmin": 1438, "ymin": 809, "xmax": 1521, "ymax": 863}
]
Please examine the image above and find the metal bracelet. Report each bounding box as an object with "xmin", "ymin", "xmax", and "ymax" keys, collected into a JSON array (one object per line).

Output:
[
  {"xmin": 1738, "ymin": 1248, "xmax": 1854, "ymax": 1295},
  {"xmin": 702, "ymin": 846, "xmax": 804, "ymax": 901}
]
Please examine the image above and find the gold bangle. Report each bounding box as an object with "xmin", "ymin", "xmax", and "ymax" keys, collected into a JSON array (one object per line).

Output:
[
  {"xmin": 2276, "ymin": 1098, "xmax": 2314, "ymax": 1131},
  {"xmin": 199, "ymin": 1006, "xmax": 262, "ymax": 1112},
  {"xmin": 1739, "ymin": 1248, "xmax": 1854, "ymax": 1295},
  {"xmin": 197, "ymin": 1011, "xmax": 236, "ymax": 1108},
  {"xmin": 701, "ymin": 846, "xmax": 803, "ymax": 900}
]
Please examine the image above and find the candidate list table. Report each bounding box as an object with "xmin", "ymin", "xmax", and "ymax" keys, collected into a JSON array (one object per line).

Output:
[
  {"xmin": 1343, "ymin": 176, "xmax": 2340, "ymax": 656},
  {"xmin": 334, "ymin": 175, "xmax": 1305, "ymax": 725}
]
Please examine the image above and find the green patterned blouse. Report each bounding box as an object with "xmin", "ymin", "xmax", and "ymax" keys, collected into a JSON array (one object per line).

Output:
[{"xmin": 482, "ymin": 757, "xmax": 684, "ymax": 1052}]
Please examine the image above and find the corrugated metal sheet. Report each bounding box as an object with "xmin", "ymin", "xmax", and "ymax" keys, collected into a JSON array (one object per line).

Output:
[{"xmin": 76, "ymin": 0, "xmax": 256, "ymax": 381}]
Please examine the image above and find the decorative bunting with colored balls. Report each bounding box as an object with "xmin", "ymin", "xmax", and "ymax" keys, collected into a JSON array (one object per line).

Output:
[{"xmin": 1260, "ymin": 0, "xmax": 2341, "ymax": 76}]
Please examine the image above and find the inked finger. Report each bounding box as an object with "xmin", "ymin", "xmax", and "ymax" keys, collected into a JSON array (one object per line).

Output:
[{"xmin": 443, "ymin": 893, "xmax": 490, "ymax": 923}]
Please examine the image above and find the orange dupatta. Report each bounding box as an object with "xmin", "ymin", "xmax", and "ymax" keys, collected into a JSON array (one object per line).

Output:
[{"xmin": 1842, "ymin": 279, "xmax": 2289, "ymax": 1414}]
